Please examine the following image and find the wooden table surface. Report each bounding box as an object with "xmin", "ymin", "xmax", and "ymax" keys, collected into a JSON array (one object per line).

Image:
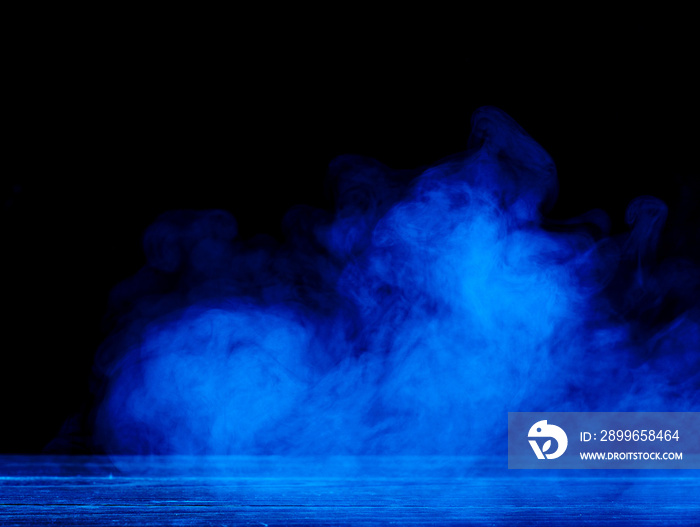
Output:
[{"xmin": 1, "ymin": 456, "xmax": 698, "ymax": 525}]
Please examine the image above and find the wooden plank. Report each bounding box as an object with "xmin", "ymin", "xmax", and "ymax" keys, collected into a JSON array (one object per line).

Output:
[{"xmin": 1, "ymin": 456, "xmax": 698, "ymax": 525}]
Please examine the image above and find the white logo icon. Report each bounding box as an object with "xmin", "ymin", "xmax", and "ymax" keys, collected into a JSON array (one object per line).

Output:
[{"xmin": 528, "ymin": 420, "xmax": 568, "ymax": 459}]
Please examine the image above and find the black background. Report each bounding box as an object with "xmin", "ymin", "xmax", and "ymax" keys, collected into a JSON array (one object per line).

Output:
[{"xmin": 3, "ymin": 10, "xmax": 698, "ymax": 453}]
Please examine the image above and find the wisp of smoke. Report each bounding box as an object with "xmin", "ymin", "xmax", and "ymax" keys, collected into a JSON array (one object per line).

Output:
[{"xmin": 90, "ymin": 107, "xmax": 700, "ymax": 455}]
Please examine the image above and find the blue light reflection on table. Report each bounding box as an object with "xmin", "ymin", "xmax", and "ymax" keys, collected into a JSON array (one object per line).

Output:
[{"xmin": 1, "ymin": 456, "xmax": 698, "ymax": 525}]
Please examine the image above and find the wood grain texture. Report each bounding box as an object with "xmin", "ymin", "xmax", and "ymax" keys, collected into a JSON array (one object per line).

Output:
[{"xmin": 1, "ymin": 456, "xmax": 698, "ymax": 525}]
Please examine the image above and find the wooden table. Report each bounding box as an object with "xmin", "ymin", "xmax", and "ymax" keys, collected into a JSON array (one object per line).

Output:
[{"xmin": 1, "ymin": 456, "xmax": 698, "ymax": 525}]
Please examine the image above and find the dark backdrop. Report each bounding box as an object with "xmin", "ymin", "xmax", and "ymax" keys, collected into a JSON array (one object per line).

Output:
[{"xmin": 3, "ymin": 11, "xmax": 698, "ymax": 453}]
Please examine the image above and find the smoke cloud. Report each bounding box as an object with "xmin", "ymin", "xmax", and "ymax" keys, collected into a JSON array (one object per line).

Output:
[{"xmin": 90, "ymin": 107, "xmax": 699, "ymax": 455}]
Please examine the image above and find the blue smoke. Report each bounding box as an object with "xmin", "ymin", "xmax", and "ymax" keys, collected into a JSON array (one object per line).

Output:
[{"xmin": 90, "ymin": 107, "xmax": 700, "ymax": 455}]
